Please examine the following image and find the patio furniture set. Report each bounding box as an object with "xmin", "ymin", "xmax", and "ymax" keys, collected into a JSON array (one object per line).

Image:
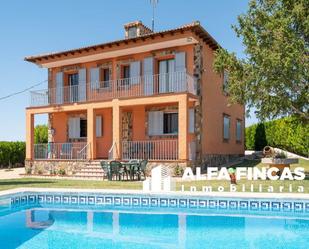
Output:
[{"xmin": 100, "ymin": 160, "xmax": 148, "ymax": 181}]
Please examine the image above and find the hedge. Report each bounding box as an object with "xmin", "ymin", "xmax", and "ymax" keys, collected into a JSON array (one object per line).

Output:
[
  {"xmin": 0, "ymin": 141, "xmax": 25, "ymax": 168},
  {"xmin": 245, "ymin": 117, "xmax": 309, "ymax": 157}
]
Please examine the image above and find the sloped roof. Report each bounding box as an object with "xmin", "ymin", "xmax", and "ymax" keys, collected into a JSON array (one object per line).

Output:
[{"xmin": 25, "ymin": 21, "xmax": 220, "ymax": 64}]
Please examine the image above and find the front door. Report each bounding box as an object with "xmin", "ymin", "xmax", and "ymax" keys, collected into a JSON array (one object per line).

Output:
[{"xmin": 68, "ymin": 73, "xmax": 79, "ymax": 102}]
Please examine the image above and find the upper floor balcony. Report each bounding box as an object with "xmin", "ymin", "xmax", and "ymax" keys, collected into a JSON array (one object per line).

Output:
[{"xmin": 29, "ymin": 71, "xmax": 197, "ymax": 107}]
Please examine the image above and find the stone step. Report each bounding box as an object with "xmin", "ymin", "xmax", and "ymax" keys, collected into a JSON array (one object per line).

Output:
[
  {"xmin": 77, "ymin": 170, "xmax": 105, "ymax": 175},
  {"xmin": 84, "ymin": 166, "xmax": 104, "ymax": 169},
  {"xmin": 84, "ymin": 163, "xmax": 102, "ymax": 167},
  {"xmin": 73, "ymin": 175, "xmax": 105, "ymax": 180},
  {"xmin": 80, "ymin": 167, "xmax": 104, "ymax": 171},
  {"xmin": 74, "ymin": 173, "xmax": 105, "ymax": 177}
]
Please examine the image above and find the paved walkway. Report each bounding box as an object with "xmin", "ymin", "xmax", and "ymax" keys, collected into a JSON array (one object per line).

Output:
[{"xmin": 0, "ymin": 167, "xmax": 25, "ymax": 179}]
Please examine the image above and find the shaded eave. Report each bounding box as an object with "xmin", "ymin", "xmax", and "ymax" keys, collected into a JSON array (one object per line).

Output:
[{"xmin": 24, "ymin": 22, "xmax": 220, "ymax": 65}]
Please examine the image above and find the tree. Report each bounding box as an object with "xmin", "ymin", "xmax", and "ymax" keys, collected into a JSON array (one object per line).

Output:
[
  {"xmin": 34, "ymin": 125, "xmax": 48, "ymax": 144},
  {"xmin": 214, "ymin": 0, "xmax": 308, "ymax": 121}
]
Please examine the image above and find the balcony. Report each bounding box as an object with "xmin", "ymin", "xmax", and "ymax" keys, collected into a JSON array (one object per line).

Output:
[{"xmin": 30, "ymin": 72, "xmax": 197, "ymax": 107}]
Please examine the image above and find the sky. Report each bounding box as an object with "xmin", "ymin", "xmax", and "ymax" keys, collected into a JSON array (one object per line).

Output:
[{"xmin": 0, "ymin": 0, "xmax": 257, "ymax": 141}]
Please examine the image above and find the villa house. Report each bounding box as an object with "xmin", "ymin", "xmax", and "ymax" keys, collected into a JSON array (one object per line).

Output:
[{"xmin": 25, "ymin": 21, "xmax": 244, "ymax": 175}]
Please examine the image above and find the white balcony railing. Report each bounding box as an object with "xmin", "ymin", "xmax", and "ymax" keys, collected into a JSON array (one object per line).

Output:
[
  {"xmin": 34, "ymin": 142, "xmax": 87, "ymax": 160},
  {"xmin": 122, "ymin": 140, "xmax": 178, "ymax": 161},
  {"xmin": 30, "ymin": 72, "xmax": 197, "ymax": 107}
]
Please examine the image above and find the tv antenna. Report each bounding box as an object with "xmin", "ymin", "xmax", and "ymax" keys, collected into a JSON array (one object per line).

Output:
[{"xmin": 150, "ymin": 0, "xmax": 158, "ymax": 31}]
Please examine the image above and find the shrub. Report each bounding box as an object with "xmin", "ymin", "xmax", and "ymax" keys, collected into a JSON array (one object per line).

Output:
[
  {"xmin": 0, "ymin": 141, "xmax": 25, "ymax": 168},
  {"xmin": 34, "ymin": 125, "xmax": 48, "ymax": 144},
  {"xmin": 245, "ymin": 117, "xmax": 309, "ymax": 156},
  {"xmin": 174, "ymin": 164, "xmax": 184, "ymax": 176},
  {"xmin": 58, "ymin": 168, "xmax": 66, "ymax": 176}
]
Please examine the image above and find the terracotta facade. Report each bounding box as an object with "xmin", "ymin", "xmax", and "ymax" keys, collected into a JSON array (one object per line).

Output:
[{"xmin": 25, "ymin": 21, "xmax": 244, "ymax": 168}]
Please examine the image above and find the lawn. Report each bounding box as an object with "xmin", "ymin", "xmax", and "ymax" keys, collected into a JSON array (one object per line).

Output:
[
  {"xmin": 0, "ymin": 158, "xmax": 308, "ymax": 193},
  {"xmin": 0, "ymin": 178, "xmax": 142, "ymax": 191}
]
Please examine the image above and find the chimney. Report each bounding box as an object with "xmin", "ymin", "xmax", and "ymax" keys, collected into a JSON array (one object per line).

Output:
[{"xmin": 124, "ymin": 21, "xmax": 153, "ymax": 39}]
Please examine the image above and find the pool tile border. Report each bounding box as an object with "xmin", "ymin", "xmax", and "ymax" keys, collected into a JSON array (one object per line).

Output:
[{"xmin": 7, "ymin": 192, "xmax": 309, "ymax": 215}]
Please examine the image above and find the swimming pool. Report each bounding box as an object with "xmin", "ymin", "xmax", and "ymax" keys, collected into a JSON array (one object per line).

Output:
[{"xmin": 1, "ymin": 189, "xmax": 309, "ymax": 249}]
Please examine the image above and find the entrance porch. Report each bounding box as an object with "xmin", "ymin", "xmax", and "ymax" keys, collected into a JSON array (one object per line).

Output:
[{"xmin": 26, "ymin": 94, "xmax": 197, "ymax": 163}]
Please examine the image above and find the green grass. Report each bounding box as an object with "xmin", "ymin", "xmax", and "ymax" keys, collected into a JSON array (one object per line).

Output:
[
  {"xmin": 0, "ymin": 178, "xmax": 141, "ymax": 191},
  {"xmin": 0, "ymin": 158, "xmax": 308, "ymax": 193},
  {"xmin": 0, "ymin": 177, "xmax": 308, "ymax": 193}
]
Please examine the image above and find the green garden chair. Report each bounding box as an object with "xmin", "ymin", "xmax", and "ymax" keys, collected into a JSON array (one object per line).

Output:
[
  {"xmin": 100, "ymin": 161, "xmax": 111, "ymax": 180},
  {"xmin": 109, "ymin": 161, "xmax": 125, "ymax": 181},
  {"xmin": 137, "ymin": 160, "xmax": 148, "ymax": 180}
]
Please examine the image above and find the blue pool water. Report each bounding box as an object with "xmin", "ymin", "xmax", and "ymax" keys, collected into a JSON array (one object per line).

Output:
[{"xmin": 0, "ymin": 192, "xmax": 309, "ymax": 249}]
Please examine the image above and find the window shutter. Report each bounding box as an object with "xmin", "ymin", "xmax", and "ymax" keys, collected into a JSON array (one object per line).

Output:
[
  {"xmin": 69, "ymin": 117, "xmax": 80, "ymax": 138},
  {"xmin": 143, "ymin": 57, "xmax": 154, "ymax": 95},
  {"xmin": 189, "ymin": 109, "xmax": 195, "ymax": 133},
  {"xmin": 55, "ymin": 72, "xmax": 63, "ymax": 104},
  {"xmin": 148, "ymin": 111, "xmax": 163, "ymax": 135},
  {"xmin": 175, "ymin": 52, "xmax": 186, "ymax": 91},
  {"xmin": 159, "ymin": 61, "xmax": 167, "ymax": 93},
  {"xmin": 96, "ymin": 116, "xmax": 102, "ymax": 137},
  {"xmin": 168, "ymin": 59, "xmax": 176, "ymax": 92},
  {"xmin": 175, "ymin": 52, "xmax": 186, "ymax": 72},
  {"xmin": 90, "ymin": 68, "xmax": 100, "ymax": 90},
  {"xmin": 130, "ymin": 61, "xmax": 140, "ymax": 85},
  {"xmin": 78, "ymin": 69, "xmax": 87, "ymax": 102}
]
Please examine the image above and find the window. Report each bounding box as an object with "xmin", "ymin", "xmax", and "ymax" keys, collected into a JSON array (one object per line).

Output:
[
  {"xmin": 159, "ymin": 59, "xmax": 175, "ymax": 92},
  {"xmin": 68, "ymin": 73, "xmax": 79, "ymax": 86},
  {"xmin": 223, "ymin": 70, "xmax": 229, "ymax": 93},
  {"xmin": 96, "ymin": 116, "xmax": 102, "ymax": 137},
  {"xmin": 236, "ymin": 119, "xmax": 242, "ymax": 142},
  {"xmin": 223, "ymin": 114, "xmax": 230, "ymax": 140},
  {"xmin": 122, "ymin": 65, "xmax": 130, "ymax": 85},
  {"xmin": 68, "ymin": 117, "xmax": 87, "ymax": 139},
  {"xmin": 189, "ymin": 109, "xmax": 195, "ymax": 133},
  {"xmin": 68, "ymin": 73, "xmax": 79, "ymax": 102},
  {"xmin": 101, "ymin": 68, "xmax": 110, "ymax": 88},
  {"xmin": 128, "ymin": 27, "xmax": 137, "ymax": 38},
  {"xmin": 80, "ymin": 118, "xmax": 87, "ymax": 138},
  {"xmin": 163, "ymin": 113, "xmax": 178, "ymax": 134}
]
